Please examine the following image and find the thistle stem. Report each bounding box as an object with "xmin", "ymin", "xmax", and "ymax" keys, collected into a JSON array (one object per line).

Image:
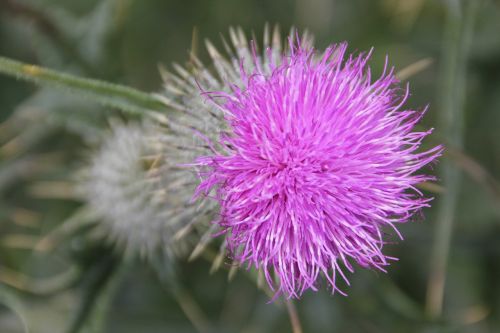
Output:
[
  {"xmin": 0, "ymin": 56, "xmax": 166, "ymax": 115},
  {"xmin": 285, "ymin": 299, "xmax": 303, "ymax": 333},
  {"xmin": 425, "ymin": 0, "xmax": 479, "ymax": 319}
]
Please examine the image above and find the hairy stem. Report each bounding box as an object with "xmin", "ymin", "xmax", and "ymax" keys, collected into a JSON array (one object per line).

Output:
[{"xmin": 0, "ymin": 56, "xmax": 166, "ymax": 115}]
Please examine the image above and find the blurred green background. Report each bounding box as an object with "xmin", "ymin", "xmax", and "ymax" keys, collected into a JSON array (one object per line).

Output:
[{"xmin": 1, "ymin": 0, "xmax": 500, "ymax": 332}]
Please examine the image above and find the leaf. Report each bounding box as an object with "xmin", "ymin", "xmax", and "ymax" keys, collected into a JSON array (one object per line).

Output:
[
  {"xmin": 0, "ymin": 285, "xmax": 30, "ymax": 333},
  {"xmin": 65, "ymin": 254, "xmax": 123, "ymax": 333}
]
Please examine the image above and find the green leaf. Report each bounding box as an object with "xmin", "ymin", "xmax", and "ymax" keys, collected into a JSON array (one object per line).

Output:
[
  {"xmin": 66, "ymin": 254, "xmax": 123, "ymax": 333},
  {"xmin": 0, "ymin": 286, "xmax": 30, "ymax": 333}
]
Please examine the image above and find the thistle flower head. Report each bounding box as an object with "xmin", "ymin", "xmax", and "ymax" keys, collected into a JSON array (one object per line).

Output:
[
  {"xmin": 152, "ymin": 27, "xmax": 312, "ymax": 263},
  {"xmin": 81, "ymin": 122, "xmax": 192, "ymax": 260},
  {"xmin": 188, "ymin": 31, "xmax": 442, "ymax": 298}
]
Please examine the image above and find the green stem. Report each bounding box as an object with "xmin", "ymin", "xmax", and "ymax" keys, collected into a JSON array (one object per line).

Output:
[
  {"xmin": 0, "ymin": 56, "xmax": 166, "ymax": 115},
  {"xmin": 285, "ymin": 299, "xmax": 303, "ymax": 333},
  {"xmin": 426, "ymin": 0, "xmax": 479, "ymax": 319}
]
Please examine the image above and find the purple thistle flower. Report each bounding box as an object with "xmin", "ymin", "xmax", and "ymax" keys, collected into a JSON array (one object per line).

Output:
[{"xmin": 192, "ymin": 35, "xmax": 442, "ymax": 298}]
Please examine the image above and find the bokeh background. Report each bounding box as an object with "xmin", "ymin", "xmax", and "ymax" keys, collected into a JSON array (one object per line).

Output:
[{"xmin": 1, "ymin": 0, "xmax": 500, "ymax": 332}]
